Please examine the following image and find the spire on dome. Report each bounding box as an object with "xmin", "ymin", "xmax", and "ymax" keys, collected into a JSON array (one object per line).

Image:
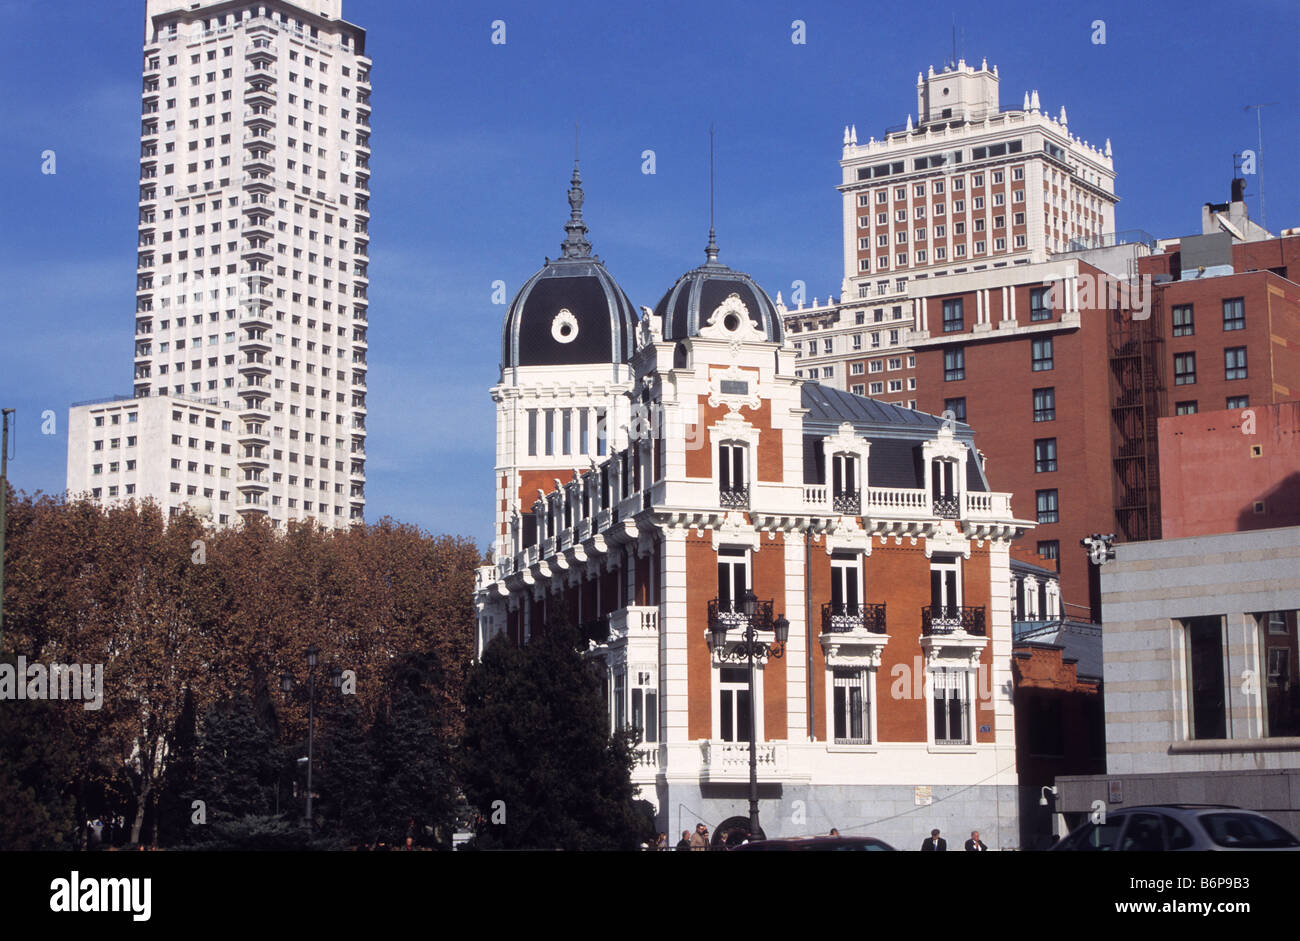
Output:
[
  {"xmin": 560, "ymin": 161, "xmax": 592, "ymax": 259},
  {"xmin": 704, "ymin": 124, "xmax": 723, "ymax": 266}
]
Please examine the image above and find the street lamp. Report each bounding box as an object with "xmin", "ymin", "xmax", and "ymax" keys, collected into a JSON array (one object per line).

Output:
[
  {"xmin": 281, "ymin": 645, "xmax": 326, "ymax": 828},
  {"xmin": 709, "ymin": 590, "xmax": 789, "ymax": 843}
]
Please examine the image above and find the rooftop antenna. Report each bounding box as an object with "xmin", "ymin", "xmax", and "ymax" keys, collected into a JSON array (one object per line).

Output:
[
  {"xmin": 950, "ymin": 17, "xmax": 957, "ymax": 70},
  {"xmin": 1243, "ymin": 102, "xmax": 1277, "ymax": 230},
  {"xmin": 705, "ymin": 124, "xmax": 719, "ymax": 264}
]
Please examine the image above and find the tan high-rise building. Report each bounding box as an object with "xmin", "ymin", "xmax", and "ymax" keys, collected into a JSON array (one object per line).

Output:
[{"xmin": 788, "ymin": 59, "xmax": 1119, "ymax": 401}]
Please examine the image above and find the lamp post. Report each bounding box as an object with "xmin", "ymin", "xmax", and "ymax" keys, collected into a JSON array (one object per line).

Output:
[
  {"xmin": 709, "ymin": 589, "xmax": 790, "ymax": 842},
  {"xmin": 281, "ymin": 644, "xmax": 328, "ymax": 828}
]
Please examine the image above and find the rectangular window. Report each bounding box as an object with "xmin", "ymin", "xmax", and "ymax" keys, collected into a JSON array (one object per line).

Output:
[
  {"xmin": 1034, "ymin": 438, "xmax": 1057, "ymax": 472},
  {"xmin": 1226, "ymin": 395, "xmax": 1250, "ymax": 410},
  {"xmin": 544, "ymin": 409, "xmax": 555, "ymax": 456},
  {"xmin": 1222, "ymin": 297, "xmax": 1245, "ymax": 331},
  {"xmin": 719, "ymin": 443, "xmax": 746, "ymax": 501},
  {"xmin": 1031, "ymin": 337, "xmax": 1053, "ymax": 371},
  {"xmin": 1173, "ymin": 401, "xmax": 1197, "ymax": 415},
  {"xmin": 632, "ymin": 669, "xmax": 658, "ymax": 743},
  {"xmin": 527, "ymin": 409, "xmax": 538, "ymax": 456},
  {"xmin": 932, "ymin": 668, "xmax": 968, "ymax": 745},
  {"xmin": 943, "ymin": 348, "xmax": 965, "ymax": 381},
  {"xmin": 1172, "ymin": 304, "xmax": 1194, "ymax": 336},
  {"xmin": 833, "ymin": 669, "xmax": 871, "ymax": 744},
  {"xmin": 943, "ymin": 397, "xmax": 966, "ymax": 422},
  {"xmin": 579, "ymin": 409, "xmax": 589, "ymax": 454},
  {"xmin": 1037, "ymin": 540, "xmax": 1059, "ymax": 560},
  {"xmin": 1256, "ymin": 611, "xmax": 1300, "ymax": 738},
  {"xmin": 1030, "ymin": 287, "xmax": 1051, "ymax": 321},
  {"xmin": 1185, "ymin": 616, "xmax": 1226, "ymax": 740},
  {"xmin": 1225, "ymin": 347, "xmax": 1247, "ymax": 380},
  {"xmin": 942, "ymin": 298, "xmax": 963, "ymax": 332},
  {"xmin": 1174, "ymin": 352, "xmax": 1196, "ymax": 385},
  {"xmin": 1035, "ymin": 489, "xmax": 1059, "ymax": 524},
  {"xmin": 718, "ymin": 665, "xmax": 752, "ymax": 743},
  {"xmin": 561, "ymin": 409, "xmax": 572, "ymax": 455}
]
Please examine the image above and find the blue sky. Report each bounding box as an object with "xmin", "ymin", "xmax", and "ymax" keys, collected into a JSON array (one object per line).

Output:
[{"xmin": 1, "ymin": 0, "xmax": 1296, "ymax": 548}]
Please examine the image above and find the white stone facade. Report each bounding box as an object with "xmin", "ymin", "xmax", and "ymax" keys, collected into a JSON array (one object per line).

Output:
[{"xmin": 69, "ymin": 0, "xmax": 371, "ymax": 529}]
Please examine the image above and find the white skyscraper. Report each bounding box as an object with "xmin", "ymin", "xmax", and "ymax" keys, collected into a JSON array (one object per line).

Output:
[{"xmin": 67, "ymin": 0, "xmax": 371, "ymax": 529}]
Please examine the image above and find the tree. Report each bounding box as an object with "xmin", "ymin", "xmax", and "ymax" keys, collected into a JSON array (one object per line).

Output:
[
  {"xmin": 368, "ymin": 653, "xmax": 458, "ymax": 848},
  {"xmin": 460, "ymin": 617, "xmax": 649, "ymax": 851},
  {"xmin": 190, "ymin": 693, "xmax": 286, "ymax": 828},
  {"xmin": 312, "ymin": 695, "xmax": 378, "ymax": 847},
  {"xmin": 0, "ymin": 679, "xmax": 79, "ymax": 850}
]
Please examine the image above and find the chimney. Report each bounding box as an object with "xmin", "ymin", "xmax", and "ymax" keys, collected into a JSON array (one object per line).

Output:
[{"xmin": 1231, "ymin": 178, "xmax": 1246, "ymax": 204}]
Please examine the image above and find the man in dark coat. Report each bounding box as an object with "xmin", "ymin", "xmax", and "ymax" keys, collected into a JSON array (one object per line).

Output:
[
  {"xmin": 964, "ymin": 830, "xmax": 988, "ymax": 851},
  {"xmin": 921, "ymin": 828, "xmax": 947, "ymax": 851}
]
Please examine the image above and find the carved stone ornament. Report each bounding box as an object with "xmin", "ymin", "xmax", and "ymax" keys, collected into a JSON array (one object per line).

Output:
[{"xmin": 552, "ymin": 308, "xmax": 579, "ymax": 343}]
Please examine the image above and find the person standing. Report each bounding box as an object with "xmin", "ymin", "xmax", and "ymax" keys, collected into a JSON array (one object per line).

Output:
[
  {"xmin": 655, "ymin": 832, "xmax": 668, "ymax": 851},
  {"xmin": 920, "ymin": 828, "xmax": 947, "ymax": 851},
  {"xmin": 964, "ymin": 830, "xmax": 988, "ymax": 851},
  {"xmin": 675, "ymin": 830, "xmax": 692, "ymax": 851},
  {"xmin": 689, "ymin": 823, "xmax": 710, "ymax": 851}
]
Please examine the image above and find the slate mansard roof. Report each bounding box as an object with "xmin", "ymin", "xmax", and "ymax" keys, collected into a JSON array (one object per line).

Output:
[{"xmin": 799, "ymin": 382, "xmax": 990, "ymax": 493}]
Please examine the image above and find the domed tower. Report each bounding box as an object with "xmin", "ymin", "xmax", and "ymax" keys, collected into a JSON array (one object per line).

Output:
[
  {"xmin": 652, "ymin": 228, "xmax": 784, "ymax": 345},
  {"xmin": 491, "ymin": 163, "xmax": 639, "ymax": 565}
]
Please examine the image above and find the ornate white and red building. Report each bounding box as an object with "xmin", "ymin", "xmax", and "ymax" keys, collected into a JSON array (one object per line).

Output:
[{"xmin": 475, "ymin": 167, "xmax": 1035, "ymax": 847}]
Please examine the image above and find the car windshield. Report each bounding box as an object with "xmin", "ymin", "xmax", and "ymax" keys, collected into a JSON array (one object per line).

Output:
[{"xmin": 1200, "ymin": 813, "xmax": 1300, "ymax": 849}]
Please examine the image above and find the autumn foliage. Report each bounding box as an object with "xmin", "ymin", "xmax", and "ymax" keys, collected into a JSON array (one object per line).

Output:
[{"xmin": 0, "ymin": 492, "xmax": 479, "ymax": 850}]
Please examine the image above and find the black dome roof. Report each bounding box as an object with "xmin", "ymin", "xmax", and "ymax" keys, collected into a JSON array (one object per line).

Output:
[
  {"xmin": 501, "ymin": 165, "xmax": 638, "ymax": 369},
  {"xmin": 652, "ymin": 235, "xmax": 783, "ymax": 343}
]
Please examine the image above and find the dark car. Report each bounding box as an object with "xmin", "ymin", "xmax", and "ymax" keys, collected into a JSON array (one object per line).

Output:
[
  {"xmin": 732, "ymin": 836, "xmax": 896, "ymax": 851},
  {"xmin": 1049, "ymin": 804, "xmax": 1300, "ymax": 851}
]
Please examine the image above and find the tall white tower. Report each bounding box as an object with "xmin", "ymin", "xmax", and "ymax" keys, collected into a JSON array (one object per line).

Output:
[{"xmin": 69, "ymin": 0, "xmax": 371, "ymax": 529}]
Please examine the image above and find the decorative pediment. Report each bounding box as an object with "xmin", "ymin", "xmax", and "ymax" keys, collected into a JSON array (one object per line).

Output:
[
  {"xmin": 698, "ymin": 292, "xmax": 767, "ymax": 343},
  {"xmin": 820, "ymin": 632, "xmax": 889, "ymax": 668}
]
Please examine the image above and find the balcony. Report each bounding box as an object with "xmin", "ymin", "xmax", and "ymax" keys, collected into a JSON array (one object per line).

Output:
[
  {"xmin": 822, "ymin": 602, "xmax": 887, "ymax": 634},
  {"xmin": 832, "ymin": 488, "xmax": 861, "ymax": 515},
  {"xmin": 633, "ymin": 744, "xmax": 660, "ymax": 771},
  {"xmin": 609, "ymin": 606, "xmax": 659, "ymax": 641},
  {"xmin": 708, "ymin": 598, "xmax": 773, "ymax": 636},
  {"xmin": 719, "ymin": 485, "xmax": 750, "ymax": 510},
  {"xmin": 932, "ymin": 496, "xmax": 960, "ymax": 519},
  {"xmin": 699, "ymin": 741, "xmax": 793, "ymax": 783},
  {"xmin": 245, "ymin": 87, "xmax": 276, "ymax": 107},
  {"xmin": 921, "ymin": 605, "xmax": 986, "ymax": 636}
]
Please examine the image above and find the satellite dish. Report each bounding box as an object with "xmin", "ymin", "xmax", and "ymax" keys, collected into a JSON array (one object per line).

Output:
[{"xmin": 188, "ymin": 496, "xmax": 213, "ymax": 520}]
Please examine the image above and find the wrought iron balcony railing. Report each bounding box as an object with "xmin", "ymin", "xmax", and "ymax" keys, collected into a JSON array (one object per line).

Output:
[
  {"xmin": 921, "ymin": 604, "xmax": 986, "ymax": 636},
  {"xmin": 822, "ymin": 602, "xmax": 887, "ymax": 634},
  {"xmin": 708, "ymin": 598, "xmax": 774, "ymax": 635},
  {"xmin": 719, "ymin": 485, "xmax": 750, "ymax": 510},
  {"xmin": 932, "ymin": 496, "xmax": 960, "ymax": 519},
  {"xmin": 832, "ymin": 488, "xmax": 861, "ymax": 515}
]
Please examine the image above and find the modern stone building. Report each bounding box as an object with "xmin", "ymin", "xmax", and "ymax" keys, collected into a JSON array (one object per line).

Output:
[
  {"xmin": 1056, "ymin": 525, "xmax": 1300, "ymax": 835},
  {"xmin": 476, "ymin": 171, "xmax": 1035, "ymax": 848},
  {"xmin": 67, "ymin": 0, "xmax": 372, "ymax": 529}
]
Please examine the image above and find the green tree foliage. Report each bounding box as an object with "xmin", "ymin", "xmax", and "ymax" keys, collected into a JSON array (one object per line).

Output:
[
  {"xmin": 460, "ymin": 618, "xmax": 652, "ymax": 851},
  {"xmin": 0, "ymin": 681, "xmax": 79, "ymax": 850}
]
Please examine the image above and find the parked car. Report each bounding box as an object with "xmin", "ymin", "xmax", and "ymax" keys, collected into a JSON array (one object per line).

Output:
[
  {"xmin": 1049, "ymin": 804, "xmax": 1300, "ymax": 851},
  {"xmin": 732, "ymin": 836, "xmax": 896, "ymax": 851}
]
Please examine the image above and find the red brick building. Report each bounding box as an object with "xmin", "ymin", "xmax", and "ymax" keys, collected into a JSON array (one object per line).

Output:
[
  {"xmin": 910, "ymin": 204, "xmax": 1300, "ymax": 618},
  {"xmin": 1159, "ymin": 400, "xmax": 1300, "ymax": 538}
]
